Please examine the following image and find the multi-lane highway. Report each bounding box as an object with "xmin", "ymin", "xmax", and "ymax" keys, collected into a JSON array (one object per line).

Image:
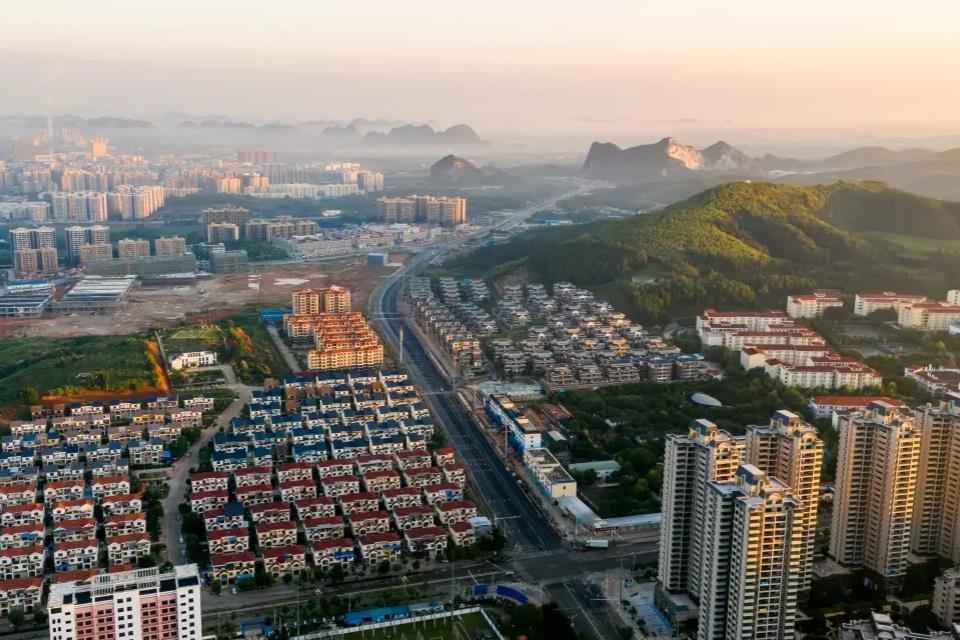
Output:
[
  {"xmin": 373, "ymin": 260, "xmax": 562, "ymax": 551},
  {"xmin": 368, "ymin": 185, "xmax": 595, "ymax": 551}
]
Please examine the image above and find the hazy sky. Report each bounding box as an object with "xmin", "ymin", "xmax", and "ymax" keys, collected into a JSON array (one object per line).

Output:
[{"xmin": 4, "ymin": 0, "xmax": 960, "ymax": 137}]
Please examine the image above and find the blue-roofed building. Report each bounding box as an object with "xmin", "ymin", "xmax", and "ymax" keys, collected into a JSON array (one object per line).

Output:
[{"xmin": 291, "ymin": 442, "xmax": 328, "ymax": 463}]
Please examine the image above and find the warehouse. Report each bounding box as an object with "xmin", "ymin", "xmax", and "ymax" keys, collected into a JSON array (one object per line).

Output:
[
  {"xmin": 0, "ymin": 294, "xmax": 50, "ymax": 317},
  {"xmin": 51, "ymin": 276, "xmax": 137, "ymax": 314}
]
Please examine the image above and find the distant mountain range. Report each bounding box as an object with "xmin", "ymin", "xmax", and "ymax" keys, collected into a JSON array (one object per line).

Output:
[
  {"xmin": 362, "ymin": 124, "xmax": 486, "ymax": 146},
  {"xmin": 580, "ymin": 137, "xmax": 960, "ymax": 200}
]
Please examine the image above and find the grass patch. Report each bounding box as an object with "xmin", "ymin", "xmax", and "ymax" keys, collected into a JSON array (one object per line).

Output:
[
  {"xmin": 0, "ymin": 335, "xmax": 161, "ymax": 405},
  {"xmin": 337, "ymin": 612, "xmax": 494, "ymax": 640},
  {"xmin": 217, "ymin": 309, "xmax": 292, "ymax": 383},
  {"xmin": 863, "ymin": 231, "xmax": 960, "ymax": 254}
]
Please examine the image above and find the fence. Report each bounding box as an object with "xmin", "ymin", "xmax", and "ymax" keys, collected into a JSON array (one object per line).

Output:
[{"xmin": 293, "ymin": 606, "xmax": 500, "ymax": 639}]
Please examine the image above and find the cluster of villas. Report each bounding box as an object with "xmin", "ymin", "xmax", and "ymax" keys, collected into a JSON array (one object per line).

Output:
[
  {"xmin": 0, "ymin": 394, "xmax": 217, "ymax": 615},
  {"xmin": 194, "ymin": 368, "xmax": 486, "ymax": 584}
]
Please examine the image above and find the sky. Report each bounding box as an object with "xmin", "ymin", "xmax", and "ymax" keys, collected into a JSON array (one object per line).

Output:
[{"xmin": 3, "ymin": 0, "xmax": 960, "ymax": 139}]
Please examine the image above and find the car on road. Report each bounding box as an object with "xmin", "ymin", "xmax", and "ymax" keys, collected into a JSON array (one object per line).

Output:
[{"xmin": 231, "ymin": 587, "xmax": 237, "ymax": 595}]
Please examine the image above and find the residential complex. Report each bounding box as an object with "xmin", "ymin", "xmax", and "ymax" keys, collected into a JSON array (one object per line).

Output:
[
  {"xmin": 206, "ymin": 222, "xmax": 240, "ymax": 244},
  {"xmin": 701, "ymin": 308, "xmax": 881, "ymax": 389},
  {"xmin": 117, "ymin": 238, "xmax": 151, "ymax": 259},
  {"xmin": 198, "ymin": 367, "xmax": 481, "ymax": 582},
  {"xmin": 154, "ymin": 236, "xmax": 187, "ymax": 257},
  {"xmin": 65, "ymin": 225, "xmax": 111, "ymax": 261},
  {"xmin": 282, "ymin": 287, "xmax": 383, "ymax": 371},
  {"xmin": 854, "ymin": 292, "xmax": 931, "ymax": 317},
  {"xmin": 913, "ymin": 392, "xmax": 960, "ymax": 562},
  {"xmin": 830, "ymin": 401, "xmax": 921, "ymax": 581},
  {"xmin": 47, "ymin": 565, "xmax": 202, "ymax": 640},
  {"xmin": 377, "ymin": 195, "xmax": 467, "ymax": 226},
  {"xmin": 657, "ymin": 413, "xmax": 823, "ymax": 638}
]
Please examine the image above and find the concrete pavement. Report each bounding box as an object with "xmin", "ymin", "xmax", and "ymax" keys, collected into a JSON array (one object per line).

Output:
[{"xmin": 163, "ymin": 368, "xmax": 253, "ymax": 563}]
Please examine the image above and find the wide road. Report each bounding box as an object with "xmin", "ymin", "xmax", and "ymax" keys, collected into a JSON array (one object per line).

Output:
[{"xmin": 368, "ymin": 184, "xmax": 594, "ymax": 552}]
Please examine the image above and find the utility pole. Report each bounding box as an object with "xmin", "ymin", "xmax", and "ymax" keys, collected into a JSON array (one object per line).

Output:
[{"xmin": 399, "ymin": 327, "xmax": 404, "ymax": 365}]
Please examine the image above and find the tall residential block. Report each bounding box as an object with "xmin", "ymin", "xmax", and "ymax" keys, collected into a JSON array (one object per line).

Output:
[
  {"xmin": 830, "ymin": 401, "xmax": 921, "ymax": 581},
  {"xmin": 745, "ymin": 410, "xmax": 823, "ymax": 589},
  {"xmin": 118, "ymin": 238, "xmax": 151, "ymax": 258},
  {"xmin": 201, "ymin": 206, "xmax": 250, "ymax": 230},
  {"xmin": 10, "ymin": 226, "xmax": 56, "ymax": 251},
  {"xmin": 66, "ymin": 225, "xmax": 111, "ymax": 261},
  {"xmin": 377, "ymin": 195, "xmax": 466, "ymax": 226},
  {"xmin": 913, "ymin": 392, "xmax": 960, "ymax": 562},
  {"xmin": 154, "ymin": 236, "xmax": 187, "ymax": 257},
  {"xmin": 291, "ymin": 285, "xmax": 352, "ymax": 315},
  {"xmin": 89, "ymin": 137, "xmax": 109, "ymax": 158},
  {"xmin": 658, "ymin": 419, "xmax": 744, "ymax": 596},
  {"xmin": 206, "ymin": 222, "xmax": 240, "ymax": 244},
  {"xmin": 48, "ymin": 565, "xmax": 202, "ymax": 640},
  {"xmin": 700, "ymin": 465, "xmax": 802, "ymax": 640}
]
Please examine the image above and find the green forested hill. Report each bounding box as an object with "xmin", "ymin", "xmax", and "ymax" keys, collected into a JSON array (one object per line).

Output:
[{"xmin": 451, "ymin": 181, "xmax": 960, "ymax": 321}]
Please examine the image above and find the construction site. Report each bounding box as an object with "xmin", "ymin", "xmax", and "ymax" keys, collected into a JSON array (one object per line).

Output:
[{"xmin": 0, "ymin": 257, "xmax": 402, "ymax": 338}]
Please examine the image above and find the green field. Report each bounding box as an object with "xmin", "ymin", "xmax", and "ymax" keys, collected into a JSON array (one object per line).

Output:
[
  {"xmin": 863, "ymin": 231, "xmax": 960, "ymax": 254},
  {"xmin": 337, "ymin": 612, "xmax": 495, "ymax": 640},
  {"xmin": 0, "ymin": 335, "xmax": 160, "ymax": 405}
]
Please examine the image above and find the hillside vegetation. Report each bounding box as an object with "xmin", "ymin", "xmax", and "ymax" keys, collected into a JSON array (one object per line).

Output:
[{"xmin": 452, "ymin": 181, "xmax": 960, "ymax": 321}]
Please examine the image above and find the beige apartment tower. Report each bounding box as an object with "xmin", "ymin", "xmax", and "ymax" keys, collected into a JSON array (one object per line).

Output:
[
  {"xmin": 291, "ymin": 285, "xmax": 352, "ymax": 315},
  {"xmin": 913, "ymin": 392, "xmax": 960, "ymax": 562},
  {"xmin": 154, "ymin": 236, "xmax": 187, "ymax": 257},
  {"xmin": 744, "ymin": 410, "xmax": 823, "ymax": 589},
  {"xmin": 699, "ymin": 465, "xmax": 802, "ymax": 640},
  {"xmin": 830, "ymin": 401, "xmax": 921, "ymax": 581},
  {"xmin": 658, "ymin": 419, "xmax": 745, "ymax": 596},
  {"xmin": 206, "ymin": 222, "xmax": 240, "ymax": 244},
  {"xmin": 117, "ymin": 238, "xmax": 151, "ymax": 258}
]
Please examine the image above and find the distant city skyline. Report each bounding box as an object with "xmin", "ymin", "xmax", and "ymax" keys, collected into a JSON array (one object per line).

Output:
[{"xmin": 3, "ymin": 0, "xmax": 960, "ymax": 138}]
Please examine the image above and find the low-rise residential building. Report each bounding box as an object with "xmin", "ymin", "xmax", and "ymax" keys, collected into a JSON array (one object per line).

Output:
[
  {"xmin": 448, "ymin": 521, "xmax": 476, "ymax": 547},
  {"xmin": 52, "ymin": 540, "xmax": 98, "ymax": 572},
  {"xmin": 404, "ymin": 466, "xmax": 443, "ymax": 488},
  {"xmin": 0, "ymin": 524, "xmax": 44, "ymax": 550},
  {"xmin": 338, "ymin": 492, "xmax": 379, "ymax": 516},
  {"xmin": 854, "ymin": 292, "xmax": 931, "ymax": 316},
  {"xmin": 899, "ymin": 303, "xmax": 960, "ymax": 331},
  {"xmin": 381, "ymin": 486, "xmax": 423, "ymax": 510},
  {"xmin": 235, "ymin": 483, "xmax": 274, "ymax": 507},
  {"xmin": 764, "ymin": 357, "xmax": 883, "ymax": 390},
  {"xmin": 210, "ymin": 551, "xmax": 256, "ymax": 584},
  {"xmin": 276, "ymin": 462, "xmax": 313, "ymax": 483},
  {"xmin": 404, "ymin": 526, "xmax": 448, "ymax": 558},
  {"xmin": 293, "ymin": 496, "xmax": 336, "ymax": 520},
  {"xmin": 0, "ymin": 503, "xmax": 44, "ymax": 527},
  {"xmin": 232, "ymin": 466, "xmax": 273, "ymax": 487},
  {"xmin": 44, "ymin": 480, "xmax": 84, "ymax": 504},
  {"xmin": 255, "ymin": 521, "xmax": 297, "ymax": 548},
  {"xmin": 311, "ymin": 538, "xmax": 355, "ymax": 570},
  {"xmin": 392, "ymin": 505, "xmax": 436, "ymax": 531},
  {"xmin": 423, "ymin": 483, "xmax": 464, "ymax": 505},
  {"xmin": 100, "ymin": 493, "xmax": 141, "ymax": 516},
  {"xmin": 279, "ymin": 479, "xmax": 316, "ymax": 502},
  {"xmin": 357, "ymin": 533, "xmax": 403, "ymax": 564},
  {"xmin": 106, "ymin": 532, "xmax": 151, "ymax": 566},
  {"xmin": 362, "ymin": 469, "xmax": 402, "ymax": 493},
  {"xmin": 303, "ymin": 516, "xmax": 346, "ymax": 543},
  {"xmin": 0, "ymin": 546, "xmax": 45, "ymax": 580},
  {"xmin": 435, "ymin": 500, "xmax": 477, "ymax": 525},
  {"xmin": 933, "ymin": 568, "xmax": 960, "ymax": 627},
  {"xmin": 190, "ymin": 489, "xmax": 229, "ymax": 513},
  {"xmin": 322, "ymin": 475, "xmax": 361, "ymax": 497},
  {"xmin": 204, "ymin": 503, "xmax": 246, "ymax": 532},
  {"xmin": 262, "ymin": 545, "xmax": 307, "ymax": 577},
  {"xmin": 208, "ymin": 528, "xmax": 250, "ymax": 555},
  {"xmin": 348, "ymin": 510, "xmax": 391, "ymax": 536},
  {"xmin": 91, "ymin": 475, "xmax": 130, "ymax": 499},
  {"xmin": 787, "ymin": 293, "xmax": 844, "ymax": 318},
  {"xmin": 169, "ymin": 350, "xmax": 218, "ymax": 370},
  {"xmin": 249, "ymin": 502, "xmax": 291, "ymax": 524},
  {"xmin": 0, "ymin": 577, "xmax": 42, "ymax": 615},
  {"xmin": 52, "ymin": 518, "xmax": 97, "ymax": 543},
  {"xmin": 104, "ymin": 512, "xmax": 147, "ymax": 537},
  {"xmin": 190, "ymin": 471, "xmax": 229, "ymax": 493}
]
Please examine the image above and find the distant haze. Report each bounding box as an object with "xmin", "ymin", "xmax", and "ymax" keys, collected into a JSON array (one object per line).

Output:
[{"xmin": 4, "ymin": 0, "xmax": 960, "ymax": 142}]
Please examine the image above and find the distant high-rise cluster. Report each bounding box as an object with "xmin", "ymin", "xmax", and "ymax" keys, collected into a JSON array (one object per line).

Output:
[
  {"xmin": 50, "ymin": 192, "xmax": 108, "ymax": 222},
  {"xmin": 10, "ymin": 226, "xmax": 58, "ymax": 277},
  {"xmin": 377, "ymin": 195, "xmax": 467, "ymax": 226},
  {"xmin": 245, "ymin": 217, "xmax": 317, "ymax": 242},
  {"xmin": 65, "ymin": 224, "xmax": 111, "ymax": 262},
  {"xmin": 657, "ymin": 411, "xmax": 823, "ymax": 640}
]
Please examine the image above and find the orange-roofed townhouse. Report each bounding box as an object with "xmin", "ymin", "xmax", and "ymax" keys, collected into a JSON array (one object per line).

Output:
[
  {"xmin": 262, "ymin": 545, "xmax": 307, "ymax": 577},
  {"xmin": 255, "ymin": 521, "xmax": 297, "ymax": 549}
]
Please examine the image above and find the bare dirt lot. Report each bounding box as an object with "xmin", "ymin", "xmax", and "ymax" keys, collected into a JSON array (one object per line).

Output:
[{"xmin": 0, "ymin": 258, "xmax": 403, "ymax": 339}]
